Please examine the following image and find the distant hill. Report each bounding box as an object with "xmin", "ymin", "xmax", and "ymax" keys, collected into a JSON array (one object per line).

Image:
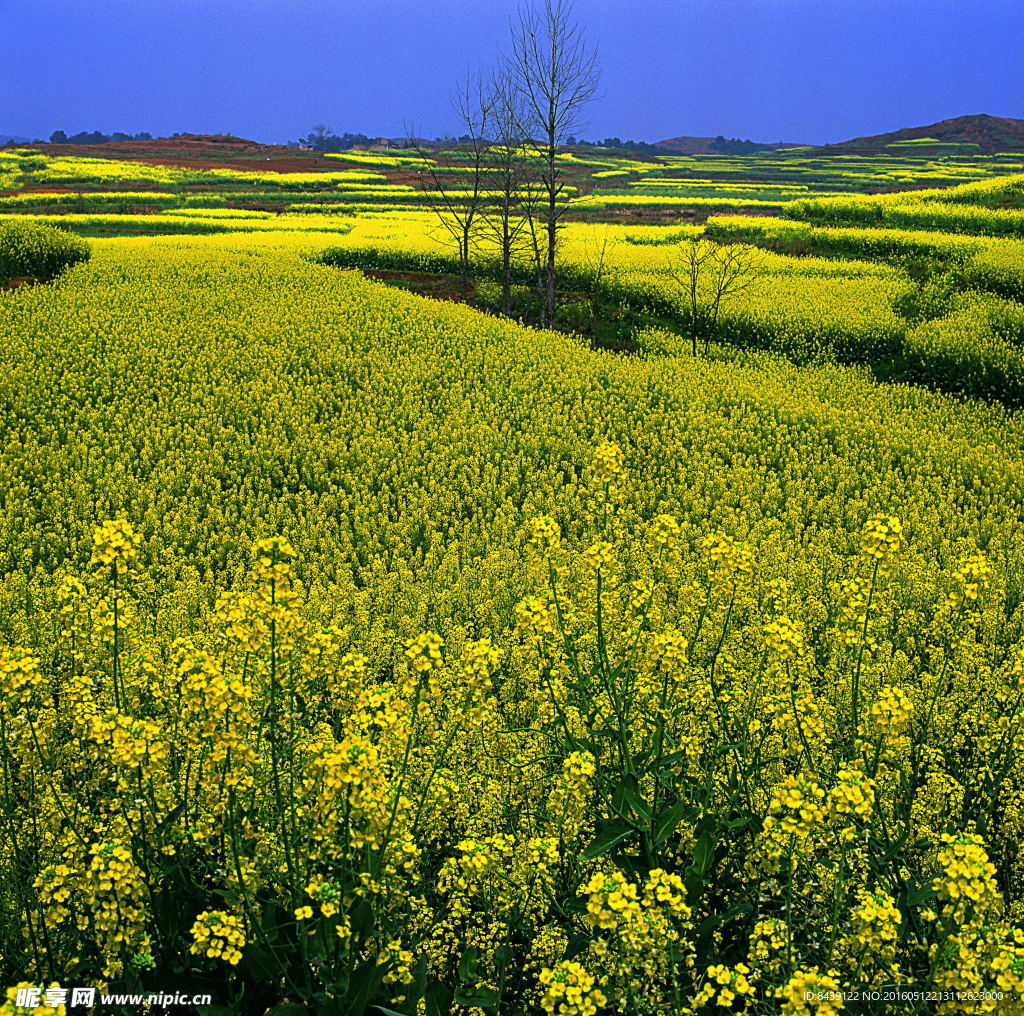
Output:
[
  {"xmin": 655, "ymin": 135, "xmax": 805, "ymax": 155},
  {"xmin": 0, "ymin": 134, "xmax": 33, "ymax": 145},
  {"xmin": 815, "ymin": 114, "xmax": 1024, "ymax": 155}
]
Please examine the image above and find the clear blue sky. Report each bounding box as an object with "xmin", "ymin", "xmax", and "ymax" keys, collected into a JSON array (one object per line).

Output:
[{"xmin": 1, "ymin": 0, "xmax": 1020, "ymax": 145}]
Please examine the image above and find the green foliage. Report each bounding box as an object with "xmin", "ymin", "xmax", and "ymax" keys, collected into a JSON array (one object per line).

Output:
[{"xmin": 0, "ymin": 219, "xmax": 91, "ymax": 284}]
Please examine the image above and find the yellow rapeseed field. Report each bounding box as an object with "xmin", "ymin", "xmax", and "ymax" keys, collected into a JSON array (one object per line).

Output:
[{"xmin": 2, "ymin": 229, "xmax": 1024, "ymax": 1013}]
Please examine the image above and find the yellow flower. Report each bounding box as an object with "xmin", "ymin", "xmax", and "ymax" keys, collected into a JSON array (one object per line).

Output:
[
  {"xmin": 529, "ymin": 514, "xmax": 562, "ymax": 552},
  {"xmin": 538, "ymin": 960, "xmax": 607, "ymax": 1016},
  {"xmin": 764, "ymin": 614, "xmax": 805, "ymax": 662},
  {"xmin": 648, "ymin": 513, "xmax": 681, "ymax": 552},
  {"xmin": 403, "ymin": 631, "xmax": 444, "ymax": 673},
  {"xmin": 859, "ymin": 515, "xmax": 902, "ymax": 575},
  {"xmin": 189, "ymin": 910, "xmax": 246, "ymax": 965},
  {"xmin": 701, "ymin": 532, "xmax": 754, "ymax": 597},
  {"xmin": 89, "ymin": 519, "xmax": 141, "ymax": 574},
  {"xmin": 0, "ymin": 645, "xmax": 43, "ymax": 707},
  {"xmin": 776, "ymin": 967, "xmax": 844, "ymax": 1015},
  {"xmin": 591, "ymin": 441, "xmax": 625, "ymax": 486},
  {"xmin": 946, "ymin": 551, "xmax": 993, "ymax": 609},
  {"xmin": 933, "ymin": 832, "xmax": 998, "ymax": 922},
  {"xmin": 582, "ymin": 540, "xmax": 615, "ymax": 575},
  {"xmin": 864, "ymin": 685, "xmax": 913, "ymax": 738}
]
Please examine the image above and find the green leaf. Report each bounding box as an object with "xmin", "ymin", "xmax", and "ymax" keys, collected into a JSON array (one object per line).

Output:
[
  {"xmin": 613, "ymin": 774, "xmax": 652, "ymax": 822},
  {"xmin": 657, "ymin": 749, "xmax": 692, "ymax": 766},
  {"xmin": 630, "ymin": 746, "xmax": 652, "ymax": 769},
  {"xmin": 906, "ymin": 883, "xmax": 938, "ymax": 906},
  {"xmin": 424, "ymin": 980, "xmax": 453, "ymax": 1016},
  {"xmin": 313, "ymin": 994, "xmax": 346, "ymax": 1016},
  {"xmin": 493, "ymin": 944, "xmax": 512, "ymax": 974},
  {"xmin": 685, "ymin": 827, "xmax": 717, "ymax": 897},
  {"xmin": 692, "ymin": 828, "xmax": 715, "ymax": 872},
  {"xmin": 260, "ymin": 899, "xmax": 287, "ymax": 943},
  {"xmin": 580, "ymin": 822, "xmax": 633, "ymax": 861},
  {"xmin": 372, "ymin": 1008, "xmax": 410, "ymax": 1016},
  {"xmin": 453, "ymin": 986, "xmax": 501, "ymax": 1009},
  {"xmin": 350, "ymin": 897, "xmax": 375, "ymax": 936},
  {"xmin": 457, "ymin": 945, "xmax": 479, "ymax": 983},
  {"xmin": 652, "ymin": 801, "xmax": 691, "ymax": 844},
  {"xmin": 155, "ymin": 801, "xmax": 185, "ymax": 834},
  {"xmin": 240, "ymin": 943, "xmax": 278, "ymax": 983},
  {"xmin": 343, "ymin": 957, "xmax": 384, "ymax": 1013}
]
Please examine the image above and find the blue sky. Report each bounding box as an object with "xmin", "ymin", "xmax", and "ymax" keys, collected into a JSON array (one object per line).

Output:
[{"xmin": 1, "ymin": 0, "xmax": 1020, "ymax": 145}]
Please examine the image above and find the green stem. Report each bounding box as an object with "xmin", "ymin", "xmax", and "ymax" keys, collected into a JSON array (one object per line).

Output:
[{"xmin": 849, "ymin": 559, "xmax": 880, "ymax": 751}]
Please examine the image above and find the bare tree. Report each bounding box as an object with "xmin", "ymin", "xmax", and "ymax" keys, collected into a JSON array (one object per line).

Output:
[
  {"xmin": 310, "ymin": 124, "xmax": 332, "ymax": 148},
  {"xmin": 410, "ymin": 77, "xmax": 493, "ymax": 299},
  {"xmin": 508, "ymin": 0, "xmax": 600, "ymax": 326},
  {"xmin": 580, "ymin": 225, "xmax": 615, "ymax": 312},
  {"xmin": 518, "ymin": 162, "xmax": 549, "ymax": 322},
  {"xmin": 480, "ymin": 72, "xmax": 536, "ymax": 317},
  {"xmin": 307, "ymin": 124, "xmax": 333, "ymax": 165},
  {"xmin": 668, "ymin": 239, "xmax": 762, "ymax": 357}
]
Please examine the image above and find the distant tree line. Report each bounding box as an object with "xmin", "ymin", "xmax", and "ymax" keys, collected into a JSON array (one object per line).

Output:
[
  {"xmin": 706, "ymin": 135, "xmax": 777, "ymax": 154},
  {"xmin": 572, "ymin": 135, "xmax": 776, "ymax": 155},
  {"xmin": 292, "ymin": 127, "xmax": 383, "ymax": 152},
  {"xmin": 571, "ymin": 136, "xmax": 675, "ymax": 155},
  {"xmin": 291, "ymin": 126, "xmax": 459, "ymax": 151},
  {"xmin": 294, "ymin": 129, "xmax": 685, "ymax": 157},
  {"xmin": 48, "ymin": 130, "xmax": 153, "ymax": 145}
]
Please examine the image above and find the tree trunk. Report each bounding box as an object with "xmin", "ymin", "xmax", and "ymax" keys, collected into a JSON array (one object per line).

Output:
[
  {"xmin": 546, "ymin": 139, "xmax": 557, "ymax": 323},
  {"xmin": 501, "ymin": 216, "xmax": 512, "ymax": 316},
  {"xmin": 460, "ymin": 231, "xmax": 470, "ymax": 300},
  {"xmin": 546, "ymin": 213, "xmax": 557, "ymax": 324}
]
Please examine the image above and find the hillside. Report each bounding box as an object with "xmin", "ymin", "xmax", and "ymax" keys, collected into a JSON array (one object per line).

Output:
[{"xmin": 816, "ymin": 113, "xmax": 1024, "ymax": 154}]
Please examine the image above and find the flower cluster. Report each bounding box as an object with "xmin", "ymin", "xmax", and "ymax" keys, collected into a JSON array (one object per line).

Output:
[
  {"xmin": 859, "ymin": 515, "xmax": 902, "ymax": 575},
  {"xmin": 529, "ymin": 514, "xmax": 562, "ymax": 552},
  {"xmin": 864, "ymin": 685, "xmax": 913, "ymax": 739},
  {"xmin": 701, "ymin": 532, "xmax": 754, "ymax": 598},
  {"xmin": 0, "ymin": 646, "xmax": 43, "ymax": 707},
  {"xmin": 189, "ymin": 910, "xmax": 246, "ymax": 966},
  {"xmin": 591, "ymin": 441, "xmax": 624, "ymax": 487},
  {"xmin": 648, "ymin": 513, "xmax": 681, "ymax": 553},
  {"xmin": 694, "ymin": 963, "xmax": 756, "ymax": 1009},
  {"xmin": 947, "ymin": 552, "xmax": 994, "ymax": 610},
  {"xmin": 538, "ymin": 960, "xmax": 607, "ymax": 1016},
  {"xmin": 764, "ymin": 614, "xmax": 806, "ymax": 663},
  {"xmin": 933, "ymin": 832, "xmax": 999, "ymax": 923},
  {"xmin": 84, "ymin": 840, "xmax": 150, "ymax": 977},
  {"xmin": 403, "ymin": 631, "xmax": 445, "ymax": 674},
  {"xmin": 89, "ymin": 519, "xmax": 140, "ymax": 575},
  {"xmin": 776, "ymin": 968, "xmax": 844, "ymax": 1016}
]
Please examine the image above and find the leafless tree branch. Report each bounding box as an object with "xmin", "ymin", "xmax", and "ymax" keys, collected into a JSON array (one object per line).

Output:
[
  {"xmin": 506, "ymin": 0, "xmax": 601, "ymax": 325},
  {"xmin": 668, "ymin": 239, "xmax": 762, "ymax": 356}
]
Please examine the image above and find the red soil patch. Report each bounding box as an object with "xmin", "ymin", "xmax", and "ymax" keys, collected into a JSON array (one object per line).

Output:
[
  {"xmin": 360, "ymin": 268, "xmax": 475, "ymax": 302},
  {"xmin": 17, "ymin": 135, "xmax": 346, "ymax": 175}
]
